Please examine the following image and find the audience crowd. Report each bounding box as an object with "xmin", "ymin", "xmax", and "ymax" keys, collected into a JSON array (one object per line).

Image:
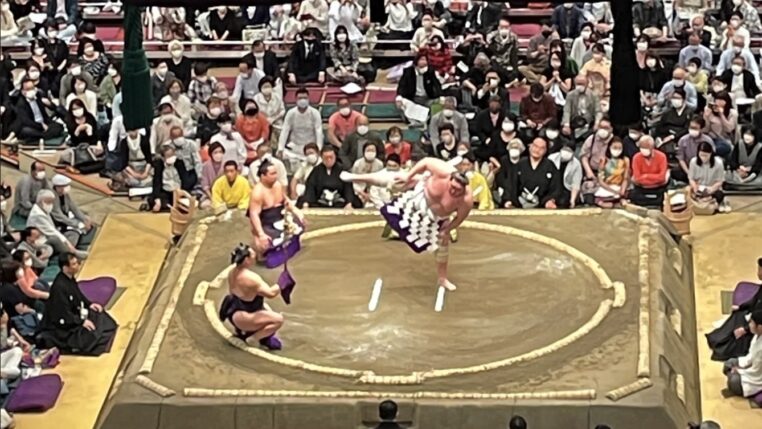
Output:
[{"xmin": 1, "ymin": 0, "xmax": 762, "ymax": 427}]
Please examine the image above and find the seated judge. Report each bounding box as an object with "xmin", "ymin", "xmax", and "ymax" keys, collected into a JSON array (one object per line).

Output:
[
  {"xmin": 723, "ymin": 309, "xmax": 762, "ymax": 400},
  {"xmin": 27, "ymin": 190, "xmax": 88, "ymax": 260},
  {"xmin": 12, "ymin": 162, "xmax": 51, "ymax": 219},
  {"xmin": 506, "ymin": 137, "xmax": 561, "ymax": 209},
  {"xmin": 39, "ymin": 253, "xmax": 117, "ymax": 356},
  {"xmin": 211, "ymin": 161, "xmax": 252, "ymax": 212},
  {"xmin": 50, "ymin": 174, "xmax": 95, "ymax": 248},
  {"xmin": 287, "ymin": 28, "xmax": 326, "ymax": 85},
  {"xmin": 300, "ymin": 145, "xmax": 360, "ymax": 209}
]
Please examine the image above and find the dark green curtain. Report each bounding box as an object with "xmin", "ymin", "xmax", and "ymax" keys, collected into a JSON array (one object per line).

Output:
[{"xmin": 121, "ymin": 5, "xmax": 154, "ymax": 130}]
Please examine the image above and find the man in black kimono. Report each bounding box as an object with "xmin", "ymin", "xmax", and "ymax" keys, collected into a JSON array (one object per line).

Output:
[
  {"xmin": 300, "ymin": 146, "xmax": 360, "ymax": 209},
  {"xmin": 507, "ymin": 138, "xmax": 561, "ymax": 209},
  {"xmin": 287, "ymin": 28, "xmax": 326, "ymax": 85},
  {"xmin": 39, "ymin": 253, "xmax": 117, "ymax": 356},
  {"xmin": 706, "ymin": 258, "xmax": 762, "ymax": 361}
]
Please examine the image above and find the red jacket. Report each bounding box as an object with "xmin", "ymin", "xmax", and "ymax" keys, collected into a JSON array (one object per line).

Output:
[
  {"xmin": 632, "ymin": 150, "xmax": 668, "ymax": 188},
  {"xmin": 422, "ymin": 47, "xmax": 453, "ymax": 76}
]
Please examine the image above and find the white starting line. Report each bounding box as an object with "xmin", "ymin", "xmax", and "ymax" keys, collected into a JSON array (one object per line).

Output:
[
  {"xmin": 367, "ymin": 279, "xmax": 447, "ymax": 313},
  {"xmin": 434, "ymin": 286, "xmax": 446, "ymax": 312}
]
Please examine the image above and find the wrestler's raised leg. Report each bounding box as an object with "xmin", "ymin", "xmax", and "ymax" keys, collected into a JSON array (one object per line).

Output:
[
  {"xmin": 434, "ymin": 238, "xmax": 456, "ymax": 291},
  {"xmin": 339, "ymin": 170, "xmax": 401, "ymax": 188}
]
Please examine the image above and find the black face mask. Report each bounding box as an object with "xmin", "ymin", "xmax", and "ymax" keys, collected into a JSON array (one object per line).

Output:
[
  {"xmin": 245, "ymin": 108, "xmax": 258, "ymax": 116},
  {"xmin": 542, "ymin": 30, "xmax": 552, "ymax": 37}
]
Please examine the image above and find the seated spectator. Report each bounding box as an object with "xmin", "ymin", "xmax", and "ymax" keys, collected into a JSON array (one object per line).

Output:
[
  {"xmin": 381, "ymin": 0, "xmax": 414, "ymax": 41},
  {"xmin": 166, "ymin": 40, "xmax": 192, "ymax": 89},
  {"xmin": 679, "ymin": 33, "xmax": 713, "ymax": 74},
  {"xmin": 301, "ymin": 145, "xmax": 359, "ymax": 209},
  {"xmin": 495, "ymin": 140, "xmax": 525, "ymax": 208},
  {"xmin": 464, "ymin": 1, "xmax": 503, "ymax": 34},
  {"xmin": 150, "ymin": 102, "xmax": 184, "ymax": 153},
  {"xmin": 562, "ymin": 75, "xmax": 601, "ymax": 141},
  {"xmin": 29, "ymin": 39, "xmax": 55, "ymax": 93},
  {"xmin": 26, "ymin": 190, "xmax": 87, "ymax": 259},
  {"xmin": 478, "ymin": 116, "xmax": 520, "ymax": 163},
  {"xmin": 593, "ymin": 138, "xmax": 629, "ymax": 208},
  {"xmin": 12, "ymin": 162, "xmax": 51, "ymax": 218},
  {"xmin": 732, "ymin": 0, "xmax": 762, "ymax": 32},
  {"xmin": 519, "ymin": 22, "xmax": 556, "ymax": 84},
  {"xmin": 519, "ymin": 83, "xmax": 557, "ymax": 138},
  {"xmin": 65, "ymin": 74, "xmax": 97, "ymax": 115},
  {"xmin": 629, "ymin": 136, "xmax": 669, "ymax": 208},
  {"xmin": 580, "ymin": 117, "xmax": 614, "ymax": 180},
  {"xmin": 11, "ymin": 249, "xmax": 49, "ymax": 300},
  {"xmin": 719, "ymin": 54, "xmax": 760, "ymax": 104},
  {"xmin": 1, "ymin": 0, "xmax": 23, "ymax": 41},
  {"xmin": 209, "ymin": 6, "xmax": 236, "ymax": 41},
  {"xmin": 289, "ymin": 143, "xmax": 321, "ymax": 199},
  {"xmin": 654, "ymin": 88, "xmax": 693, "ymax": 152},
  {"xmin": 552, "ymin": 3, "xmax": 585, "ymax": 39},
  {"xmin": 160, "ymin": 79, "xmax": 193, "ymax": 128},
  {"xmin": 298, "ymin": 0, "xmax": 329, "ymax": 36},
  {"xmin": 188, "ymin": 62, "xmax": 217, "ymax": 118},
  {"xmin": 351, "ymin": 142, "xmax": 384, "ymax": 205},
  {"xmin": 0, "ymin": 304, "xmax": 27, "ymax": 385},
  {"xmin": 165, "ymin": 126, "xmax": 201, "ymax": 184},
  {"xmin": 340, "ymin": 116, "xmax": 383, "ymax": 167},
  {"xmin": 288, "ymin": 28, "xmax": 326, "ymax": 85},
  {"xmin": 211, "ymin": 160, "xmax": 251, "ymax": 212},
  {"xmin": 680, "ymin": 14, "xmax": 713, "ymax": 49},
  {"xmin": 633, "ymin": 0, "xmax": 668, "ymax": 39},
  {"xmin": 50, "ymin": 174, "xmax": 94, "ymax": 248},
  {"xmin": 674, "ymin": 116, "xmax": 713, "ymax": 183},
  {"xmin": 720, "ymin": 13, "xmax": 750, "ymax": 50},
  {"xmin": 0, "ymin": 260, "xmax": 39, "ymax": 322},
  {"xmin": 434, "ymin": 123, "xmax": 459, "ymax": 161},
  {"xmin": 639, "ymin": 52, "xmax": 669, "ymax": 107},
  {"xmin": 548, "ymin": 141, "xmax": 583, "ymax": 208},
  {"xmin": 542, "ymin": 120, "xmax": 572, "ymax": 154},
  {"xmin": 65, "ymin": 98, "xmax": 99, "ymax": 147},
  {"xmin": 507, "ymin": 137, "xmax": 560, "ymax": 209},
  {"xmin": 471, "ymin": 96, "xmax": 504, "ymax": 145},
  {"xmin": 328, "ymin": 0, "xmax": 363, "ymax": 43},
  {"xmin": 569, "ymin": 22, "xmax": 594, "ymax": 68},
  {"xmin": 254, "ymin": 77, "xmax": 285, "ymax": 146},
  {"xmin": 195, "ymin": 97, "xmax": 223, "ymax": 147},
  {"xmin": 15, "ymin": 78, "xmax": 64, "ymax": 142},
  {"xmin": 147, "ymin": 145, "xmax": 195, "ymax": 213},
  {"xmin": 410, "ymin": 12, "xmax": 444, "ymax": 53},
  {"xmin": 473, "ymin": 68, "xmax": 508, "ymax": 111},
  {"xmin": 77, "ymin": 37, "xmax": 109, "ymax": 84},
  {"xmin": 727, "ymin": 127, "xmax": 762, "ymax": 186},
  {"xmin": 689, "ymin": 142, "xmax": 728, "ymax": 212},
  {"xmin": 151, "ymin": 60, "xmax": 175, "ymax": 107},
  {"xmin": 658, "ymin": 67, "xmax": 698, "ymax": 111},
  {"xmin": 685, "ymin": 57, "xmax": 709, "ymax": 96},
  {"xmin": 278, "ymin": 88, "xmax": 323, "ymax": 172},
  {"xmin": 421, "ymin": 35, "xmax": 454, "ymax": 81},
  {"xmin": 540, "ymin": 51, "xmax": 575, "ymax": 108},
  {"xmin": 723, "ymin": 309, "xmax": 762, "ymax": 399},
  {"xmin": 39, "ymin": 253, "xmax": 117, "ymax": 356},
  {"xmin": 200, "ymin": 142, "xmax": 226, "ymax": 207},
  {"xmin": 327, "ymin": 25, "xmax": 362, "ymax": 84},
  {"xmin": 235, "ymin": 99, "xmax": 270, "ymax": 164},
  {"xmin": 717, "ymin": 35, "xmax": 758, "ymax": 77},
  {"xmin": 396, "ymin": 54, "xmax": 442, "ymax": 123},
  {"xmin": 708, "ymin": 258, "xmax": 762, "ymax": 361},
  {"xmin": 702, "ymin": 92, "xmax": 737, "ymax": 157},
  {"xmin": 384, "ymin": 126, "xmax": 412, "ymax": 165},
  {"xmin": 327, "ymin": 96, "xmax": 362, "ymax": 149},
  {"xmin": 248, "ymin": 145, "xmax": 288, "ymax": 188},
  {"xmin": 15, "ymin": 227, "xmax": 53, "ymax": 271},
  {"xmin": 579, "ymin": 43, "xmax": 611, "ymax": 87},
  {"xmin": 233, "ymin": 58, "xmax": 265, "ymax": 111},
  {"xmin": 110, "ymin": 128, "xmax": 153, "ymax": 191},
  {"xmin": 98, "ymin": 63, "xmax": 122, "ymax": 113},
  {"xmin": 457, "ymin": 153, "xmax": 493, "ymax": 211},
  {"xmin": 374, "ymin": 399, "xmax": 402, "ymax": 429},
  {"xmin": 429, "ymin": 97, "xmax": 469, "ymax": 148}
]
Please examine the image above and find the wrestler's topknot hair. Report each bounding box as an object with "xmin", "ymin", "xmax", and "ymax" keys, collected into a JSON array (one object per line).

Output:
[
  {"xmin": 450, "ymin": 171, "xmax": 469, "ymax": 187},
  {"xmin": 231, "ymin": 243, "xmax": 251, "ymax": 265}
]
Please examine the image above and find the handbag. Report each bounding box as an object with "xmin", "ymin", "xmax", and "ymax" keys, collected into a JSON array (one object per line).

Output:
[
  {"xmin": 63, "ymin": 143, "xmax": 104, "ymax": 174},
  {"xmin": 11, "ymin": 313, "xmax": 40, "ymax": 339}
]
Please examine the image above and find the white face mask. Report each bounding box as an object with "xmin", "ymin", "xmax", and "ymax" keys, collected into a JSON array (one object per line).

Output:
[
  {"xmin": 156, "ymin": 67, "xmax": 168, "ymax": 76},
  {"xmin": 0, "ymin": 200, "xmax": 6, "ymax": 211},
  {"xmin": 42, "ymin": 202, "xmax": 53, "ymax": 213},
  {"xmin": 640, "ymin": 148, "xmax": 652, "ymax": 157},
  {"xmin": 212, "ymin": 152, "xmax": 224, "ymax": 162},
  {"xmin": 560, "ymin": 150, "xmax": 573, "ymax": 161},
  {"xmin": 357, "ymin": 125, "xmax": 369, "ymax": 135},
  {"xmin": 220, "ymin": 123, "xmax": 233, "ymax": 133},
  {"xmin": 442, "ymin": 109, "xmax": 454, "ymax": 118},
  {"xmin": 628, "ymin": 131, "xmax": 641, "ymax": 141},
  {"xmin": 418, "ymin": 66, "xmax": 429, "ymax": 74},
  {"xmin": 306, "ymin": 153, "xmax": 319, "ymax": 165},
  {"xmin": 499, "ymin": 29, "xmax": 511, "ymax": 38},
  {"xmin": 580, "ymin": 30, "xmax": 591, "ymax": 40},
  {"xmin": 34, "ymin": 237, "xmax": 47, "ymax": 247},
  {"xmin": 261, "ymin": 87, "xmax": 272, "ymax": 96},
  {"xmin": 209, "ymin": 107, "xmax": 221, "ymax": 116},
  {"xmin": 712, "ymin": 84, "xmax": 725, "ymax": 93},
  {"xmin": 35, "ymin": 171, "xmax": 46, "ymax": 180},
  {"xmin": 636, "ymin": 42, "xmax": 648, "ymax": 52},
  {"xmin": 70, "ymin": 66, "xmax": 81, "ymax": 76},
  {"xmin": 24, "ymin": 258, "xmax": 33, "ymax": 268},
  {"xmin": 25, "ymin": 90, "xmax": 37, "ymax": 100},
  {"xmin": 165, "ymin": 156, "xmax": 177, "ymax": 165},
  {"xmin": 699, "ymin": 154, "xmax": 711, "ymax": 163},
  {"xmin": 456, "ymin": 149, "xmax": 469, "ymax": 156},
  {"xmin": 389, "ymin": 136, "xmax": 401, "ymax": 144},
  {"xmin": 108, "ymin": 68, "xmax": 118, "ymax": 77},
  {"xmin": 28, "ymin": 70, "xmax": 40, "ymax": 80},
  {"xmin": 297, "ymin": 99, "xmax": 309, "ymax": 109},
  {"xmin": 671, "ymin": 99, "xmax": 684, "ymax": 108},
  {"xmin": 597, "ymin": 129, "xmax": 610, "ymax": 139},
  {"xmin": 339, "ymin": 107, "xmax": 351, "ymax": 116},
  {"xmin": 731, "ymin": 64, "xmax": 743, "ymax": 74},
  {"xmin": 502, "ymin": 122, "xmax": 515, "ymax": 133},
  {"xmin": 610, "ymin": 148, "xmax": 622, "ymax": 158},
  {"xmin": 743, "ymin": 134, "xmax": 755, "ymax": 144},
  {"xmin": 646, "ymin": 59, "xmax": 657, "ymax": 68},
  {"xmin": 546, "ymin": 130, "xmax": 559, "ymax": 140},
  {"xmin": 687, "ymin": 65, "xmax": 698, "ymax": 74},
  {"xmin": 364, "ymin": 152, "xmax": 376, "ymax": 162},
  {"xmin": 336, "ymin": 34, "xmax": 347, "ymax": 42},
  {"xmin": 733, "ymin": 0, "xmax": 742, "ymax": 5},
  {"xmin": 171, "ymin": 49, "xmax": 183, "ymax": 59},
  {"xmin": 72, "ymin": 108, "xmax": 84, "ymax": 118},
  {"xmin": 509, "ymin": 148, "xmax": 521, "ymax": 159},
  {"xmin": 62, "ymin": 185, "xmax": 71, "ymax": 194},
  {"xmin": 83, "ymin": 46, "xmax": 95, "ymax": 56}
]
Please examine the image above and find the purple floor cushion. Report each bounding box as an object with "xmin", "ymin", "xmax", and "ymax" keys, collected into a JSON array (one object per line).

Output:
[
  {"xmin": 733, "ymin": 282, "xmax": 761, "ymax": 307},
  {"xmin": 79, "ymin": 277, "xmax": 117, "ymax": 307},
  {"xmin": 753, "ymin": 391, "xmax": 762, "ymax": 407},
  {"xmin": 5, "ymin": 374, "xmax": 63, "ymax": 412}
]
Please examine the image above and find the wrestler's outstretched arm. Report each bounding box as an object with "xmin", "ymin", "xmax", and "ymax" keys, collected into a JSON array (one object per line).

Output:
[{"xmin": 249, "ymin": 271, "xmax": 281, "ymax": 299}]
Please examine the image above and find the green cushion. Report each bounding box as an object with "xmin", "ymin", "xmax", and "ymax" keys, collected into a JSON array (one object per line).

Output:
[
  {"xmin": 321, "ymin": 104, "xmax": 337, "ymax": 120},
  {"xmin": 365, "ymin": 103, "xmax": 401, "ymax": 120},
  {"xmin": 402, "ymin": 128, "xmax": 422, "ymax": 143},
  {"xmin": 9, "ymin": 213, "xmax": 27, "ymax": 230},
  {"xmin": 40, "ymin": 265, "xmax": 60, "ymax": 284}
]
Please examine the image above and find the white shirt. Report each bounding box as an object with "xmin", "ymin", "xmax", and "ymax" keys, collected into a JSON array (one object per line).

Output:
[
  {"xmin": 385, "ymin": 3, "xmax": 414, "ymax": 32},
  {"xmin": 738, "ymin": 334, "xmax": 762, "ymax": 397},
  {"xmin": 210, "ymin": 131, "xmax": 248, "ymax": 168}
]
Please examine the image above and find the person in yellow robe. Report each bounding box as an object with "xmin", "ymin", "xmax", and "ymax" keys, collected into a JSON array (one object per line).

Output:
[{"xmin": 212, "ymin": 160, "xmax": 252, "ymax": 212}]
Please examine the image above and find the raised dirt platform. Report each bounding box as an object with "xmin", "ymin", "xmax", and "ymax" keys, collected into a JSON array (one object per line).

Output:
[{"xmin": 96, "ymin": 209, "xmax": 701, "ymax": 429}]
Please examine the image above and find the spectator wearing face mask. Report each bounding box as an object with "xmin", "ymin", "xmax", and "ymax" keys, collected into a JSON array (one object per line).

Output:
[
  {"xmin": 542, "ymin": 120, "xmax": 572, "ymax": 154},
  {"xmin": 301, "ymin": 145, "xmax": 360, "ymax": 209},
  {"xmin": 164, "ymin": 125, "xmax": 201, "ymax": 182},
  {"xmin": 99, "ymin": 63, "xmax": 122, "ymax": 112},
  {"xmin": 506, "ymin": 137, "xmax": 561, "ymax": 209},
  {"xmin": 592, "ymin": 138, "xmax": 629, "ymax": 208},
  {"xmin": 410, "ymin": 12, "xmax": 444, "ymax": 53},
  {"xmin": 479, "ymin": 116, "xmax": 520, "ymax": 164},
  {"xmin": 679, "ymin": 14, "xmax": 713, "ymax": 49},
  {"xmin": 46, "ymin": 0, "xmax": 78, "ymax": 28},
  {"xmin": 29, "ymin": 39, "xmax": 55, "ymax": 92},
  {"xmin": 59, "ymin": 57, "xmax": 95, "ymax": 103},
  {"xmin": 685, "ymin": 57, "xmax": 709, "ymax": 96},
  {"xmin": 520, "ymin": 83, "xmax": 557, "ymax": 139},
  {"xmin": 579, "ymin": 43, "xmax": 610, "ymax": 87},
  {"xmin": 151, "ymin": 60, "xmax": 176, "ymax": 108},
  {"xmin": 472, "ymin": 69, "xmax": 508, "ymax": 111},
  {"xmin": 327, "ymin": 96, "xmax": 361, "ymax": 148},
  {"xmin": 721, "ymin": 12, "xmax": 751, "ymax": 51},
  {"xmin": 495, "ymin": 139, "xmax": 524, "ymax": 208},
  {"xmin": 420, "ymin": 35, "xmax": 453, "ymax": 81},
  {"xmin": 210, "ymin": 113, "xmax": 248, "ymax": 170},
  {"xmin": 50, "ymin": 174, "xmax": 95, "ymax": 248},
  {"xmin": 298, "ymin": 0, "xmax": 329, "ymax": 36},
  {"xmin": 719, "ymin": 55, "xmax": 760, "ymax": 103},
  {"xmin": 639, "ymin": 54, "xmax": 668, "ymax": 103},
  {"xmin": 340, "ymin": 115, "xmax": 383, "ymax": 167},
  {"xmin": 160, "ymin": 79, "xmax": 193, "ymax": 129},
  {"xmin": 209, "ymin": 6, "xmax": 236, "ymax": 41},
  {"xmin": 384, "ymin": 126, "xmax": 412, "ymax": 165},
  {"xmin": 65, "ymin": 75, "xmax": 97, "ymax": 115},
  {"xmin": 580, "ymin": 117, "xmax": 614, "ymax": 181},
  {"xmin": 110, "ymin": 128, "xmax": 153, "ymax": 192},
  {"xmin": 288, "ymin": 29, "xmax": 326, "ymax": 85},
  {"xmin": 552, "ymin": 3, "xmax": 585, "ymax": 39},
  {"xmin": 65, "ymin": 98, "xmax": 98, "ymax": 148},
  {"xmin": 242, "ymin": 40, "xmax": 280, "ymax": 79},
  {"xmin": 195, "ymin": 97, "xmax": 223, "ymax": 148},
  {"xmin": 633, "ymin": 0, "xmax": 668, "ymax": 39},
  {"xmin": 547, "ymin": 140, "xmax": 582, "ymax": 208},
  {"xmin": 485, "ymin": 16, "xmax": 520, "ymax": 83},
  {"xmin": 658, "ymin": 67, "xmax": 698, "ymax": 111},
  {"xmin": 188, "ymin": 62, "xmax": 217, "ymax": 117},
  {"xmin": 290, "ymin": 143, "xmax": 321, "ymax": 199},
  {"xmin": 569, "ymin": 23, "xmax": 594, "ymax": 69},
  {"xmin": 629, "ymin": 136, "xmax": 669, "ymax": 208},
  {"xmin": 702, "ymin": 91, "xmax": 737, "ymax": 157},
  {"xmin": 428, "ymin": 97, "xmax": 469, "ymax": 149},
  {"xmin": 679, "ymin": 33, "xmax": 713, "ymax": 74},
  {"xmin": 77, "ymin": 38, "xmax": 109, "ymax": 84},
  {"xmin": 456, "ymin": 152, "xmax": 493, "ymax": 211},
  {"xmin": 689, "ymin": 142, "xmax": 728, "ymax": 212},
  {"xmin": 15, "ymin": 227, "xmax": 54, "ymax": 271},
  {"xmin": 471, "ymin": 96, "xmax": 506, "ymax": 145},
  {"xmin": 278, "ymin": 87, "xmax": 323, "ymax": 171},
  {"xmin": 653, "ymin": 88, "xmax": 692, "ymax": 151},
  {"xmin": 23, "ymin": 63, "xmax": 52, "ymax": 105},
  {"xmin": 27, "ymin": 190, "xmax": 87, "ymax": 258},
  {"xmin": 12, "ymin": 162, "xmax": 51, "ymax": 219},
  {"xmin": 200, "ymin": 142, "xmax": 226, "ymax": 206},
  {"xmin": 520, "ymin": 22, "xmax": 557, "ymax": 84},
  {"xmin": 634, "ymin": 35, "xmax": 651, "ymax": 70},
  {"xmin": 235, "ymin": 99, "xmax": 270, "ymax": 164},
  {"xmin": 433, "ymin": 123, "xmax": 459, "ymax": 161},
  {"xmin": 562, "ymin": 75, "xmax": 600, "ymax": 141},
  {"xmin": 396, "ymin": 54, "xmax": 442, "ymax": 123},
  {"xmin": 166, "ymin": 39, "xmax": 191, "ymax": 89},
  {"xmin": 327, "ymin": 25, "xmax": 362, "ymax": 84},
  {"xmin": 15, "ymin": 78, "xmax": 64, "ymax": 142},
  {"xmin": 233, "ymin": 58, "xmax": 265, "ymax": 111},
  {"xmin": 351, "ymin": 142, "xmax": 384, "ymax": 205},
  {"xmin": 150, "ymin": 102, "xmax": 184, "ymax": 154},
  {"xmin": 541, "ymin": 51, "xmax": 574, "ymax": 108},
  {"xmin": 727, "ymin": 126, "xmax": 762, "ymax": 187},
  {"xmin": 717, "ymin": 35, "xmax": 758, "ymax": 77},
  {"xmin": 148, "ymin": 145, "xmax": 195, "ymax": 213},
  {"xmin": 253, "ymin": 77, "xmax": 285, "ymax": 147}
]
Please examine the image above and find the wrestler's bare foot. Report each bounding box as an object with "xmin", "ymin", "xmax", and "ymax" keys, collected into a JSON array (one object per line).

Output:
[{"xmin": 439, "ymin": 278, "xmax": 457, "ymax": 291}]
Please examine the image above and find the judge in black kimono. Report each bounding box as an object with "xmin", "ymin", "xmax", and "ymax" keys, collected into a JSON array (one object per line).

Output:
[
  {"xmin": 300, "ymin": 146, "xmax": 360, "ymax": 209},
  {"xmin": 287, "ymin": 28, "xmax": 326, "ymax": 85},
  {"xmin": 506, "ymin": 137, "xmax": 562, "ymax": 209},
  {"xmin": 39, "ymin": 253, "xmax": 117, "ymax": 356},
  {"xmin": 706, "ymin": 258, "xmax": 762, "ymax": 361}
]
